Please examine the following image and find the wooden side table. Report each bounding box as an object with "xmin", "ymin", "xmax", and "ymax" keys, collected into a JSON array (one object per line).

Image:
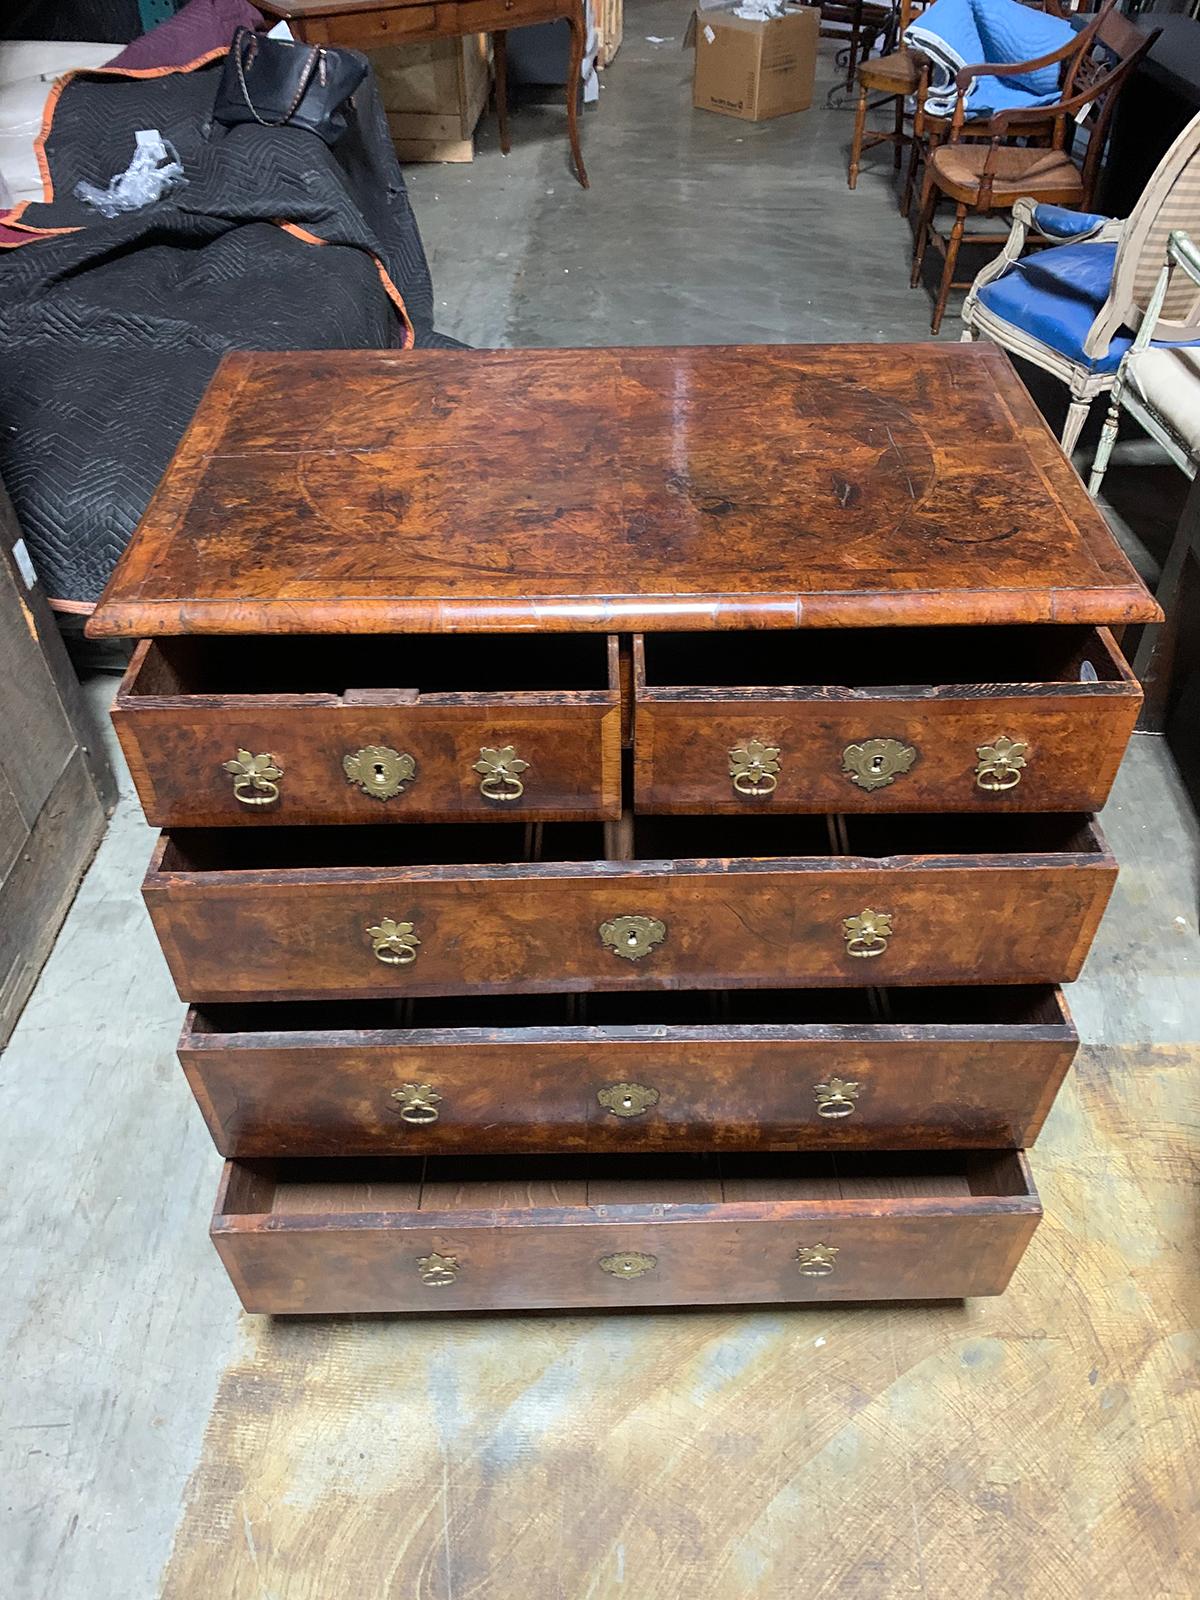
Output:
[{"xmin": 260, "ymin": 0, "xmax": 589, "ymax": 187}]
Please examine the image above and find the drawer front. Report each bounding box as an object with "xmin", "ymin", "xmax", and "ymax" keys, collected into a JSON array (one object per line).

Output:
[
  {"xmin": 211, "ymin": 1153, "xmax": 1042, "ymax": 1315},
  {"xmin": 146, "ymin": 838, "xmax": 1116, "ymax": 1000},
  {"xmin": 115, "ymin": 640, "xmax": 621, "ymax": 826},
  {"xmin": 304, "ymin": 6, "xmax": 439, "ymax": 45},
  {"xmin": 182, "ymin": 1011, "xmax": 1077, "ymax": 1155},
  {"xmin": 448, "ymin": 0, "xmax": 564, "ymax": 31},
  {"xmin": 634, "ymin": 629, "xmax": 1141, "ymax": 814}
]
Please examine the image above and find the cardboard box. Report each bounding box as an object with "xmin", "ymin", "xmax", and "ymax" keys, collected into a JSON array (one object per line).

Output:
[
  {"xmin": 686, "ymin": 7, "xmax": 819, "ymax": 122},
  {"xmin": 373, "ymin": 35, "xmax": 491, "ymax": 163}
]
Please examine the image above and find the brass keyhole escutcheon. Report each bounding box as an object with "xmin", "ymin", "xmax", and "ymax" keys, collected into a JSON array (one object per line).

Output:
[
  {"xmin": 599, "ymin": 914, "xmax": 667, "ymax": 962},
  {"xmin": 975, "ymin": 735, "xmax": 1028, "ymax": 793},
  {"xmin": 842, "ymin": 737, "xmax": 917, "ymax": 792},
  {"xmin": 599, "ymin": 1251, "xmax": 657, "ymax": 1279},
  {"xmin": 796, "ymin": 1243, "xmax": 839, "ymax": 1277},
  {"xmin": 417, "ymin": 1252, "xmax": 459, "ymax": 1286},
  {"xmin": 729, "ymin": 739, "xmax": 781, "ymax": 797},
  {"xmin": 391, "ymin": 1083, "xmax": 442, "ymax": 1124},
  {"xmin": 474, "ymin": 745, "xmax": 530, "ymax": 803},
  {"xmin": 367, "ymin": 917, "xmax": 421, "ymax": 966},
  {"xmin": 842, "ymin": 908, "xmax": 893, "ymax": 959},
  {"xmin": 814, "ymin": 1076, "xmax": 860, "ymax": 1118},
  {"xmin": 344, "ymin": 745, "xmax": 416, "ymax": 801},
  {"xmin": 597, "ymin": 1081, "xmax": 660, "ymax": 1118},
  {"xmin": 222, "ymin": 748, "xmax": 283, "ymax": 807}
]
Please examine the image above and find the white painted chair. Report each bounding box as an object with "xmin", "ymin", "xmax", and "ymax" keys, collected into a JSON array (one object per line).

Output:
[
  {"xmin": 960, "ymin": 106, "xmax": 1200, "ymax": 460},
  {"xmin": 1088, "ymin": 230, "xmax": 1200, "ymax": 495}
]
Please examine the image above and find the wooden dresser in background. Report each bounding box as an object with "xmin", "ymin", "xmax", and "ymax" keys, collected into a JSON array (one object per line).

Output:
[{"xmin": 87, "ymin": 343, "xmax": 1158, "ymax": 1316}]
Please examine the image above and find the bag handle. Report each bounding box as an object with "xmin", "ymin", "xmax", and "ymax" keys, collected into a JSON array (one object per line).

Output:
[{"xmin": 232, "ymin": 27, "xmax": 323, "ymax": 129}]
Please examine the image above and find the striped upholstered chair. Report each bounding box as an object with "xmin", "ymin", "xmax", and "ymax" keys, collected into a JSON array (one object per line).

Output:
[{"xmin": 960, "ymin": 106, "xmax": 1200, "ymax": 460}]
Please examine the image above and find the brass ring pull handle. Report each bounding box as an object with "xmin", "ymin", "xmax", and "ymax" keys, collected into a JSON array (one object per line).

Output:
[
  {"xmin": 842, "ymin": 737, "xmax": 917, "ymax": 792},
  {"xmin": 814, "ymin": 1076, "xmax": 860, "ymax": 1118},
  {"xmin": 222, "ymin": 749, "xmax": 283, "ymax": 807},
  {"xmin": 417, "ymin": 1252, "xmax": 459, "ymax": 1286},
  {"xmin": 474, "ymin": 745, "xmax": 530, "ymax": 803},
  {"xmin": 367, "ymin": 917, "xmax": 421, "ymax": 966},
  {"xmin": 842, "ymin": 908, "xmax": 893, "ymax": 959},
  {"xmin": 599, "ymin": 914, "xmax": 667, "ymax": 962},
  {"xmin": 597, "ymin": 1081, "xmax": 660, "ymax": 1118},
  {"xmin": 729, "ymin": 739, "xmax": 781, "ymax": 797},
  {"xmin": 796, "ymin": 1243, "xmax": 839, "ymax": 1277},
  {"xmin": 344, "ymin": 746, "xmax": 416, "ymax": 801},
  {"xmin": 391, "ymin": 1083, "xmax": 442, "ymax": 1124},
  {"xmin": 600, "ymin": 1251, "xmax": 657, "ymax": 1279},
  {"xmin": 975, "ymin": 735, "xmax": 1028, "ymax": 793}
]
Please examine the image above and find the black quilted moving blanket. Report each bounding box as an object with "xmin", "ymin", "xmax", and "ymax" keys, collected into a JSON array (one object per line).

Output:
[{"xmin": 0, "ymin": 52, "xmax": 451, "ymax": 607}]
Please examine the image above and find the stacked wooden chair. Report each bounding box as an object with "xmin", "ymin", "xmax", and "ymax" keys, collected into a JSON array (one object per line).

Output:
[
  {"xmin": 847, "ymin": 0, "xmax": 931, "ymax": 199},
  {"xmin": 847, "ymin": 0, "xmax": 1069, "ymax": 213},
  {"xmin": 912, "ymin": 1, "xmax": 1155, "ymax": 332}
]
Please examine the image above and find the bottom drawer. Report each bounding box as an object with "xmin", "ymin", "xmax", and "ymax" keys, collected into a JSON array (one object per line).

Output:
[{"xmin": 212, "ymin": 1151, "xmax": 1042, "ymax": 1315}]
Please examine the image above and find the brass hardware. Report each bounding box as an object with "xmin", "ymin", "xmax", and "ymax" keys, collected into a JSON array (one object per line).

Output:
[
  {"xmin": 367, "ymin": 917, "xmax": 421, "ymax": 966},
  {"xmin": 814, "ymin": 1076, "xmax": 860, "ymax": 1118},
  {"xmin": 843, "ymin": 908, "xmax": 893, "ymax": 959},
  {"xmin": 222, "ymin": 748, "xmax": 282, "ymax": 807},
  {"xmin": 599, "ymin": 914, "xmax": 667, "ymax": 962},
  {"xmin": 729, "ymin": 739, "xmax": 781, "ymax": 797},
  {"xmin": 975, "ymin": 735, "xmax": 1028, "ymax": 793},
  {"xmin": 391, "ymin": 1083, "xmax": 442, "ymax": 1124},
  {"xmin": 796, "ymin": 1243, "xmax": 839, "ymax": 1277},
  {"xmin": 343, "ymin": 745, "xmax": 416, "ymax": 801},
  {"xmin": 474, "ymin": 745, "xmax": 530, "ymax": 803},
  {"xmin": 597, "ymin": 1081, "xmax": 660, "ymax": 1118},
  {"xmin": 417, "ymin": 1252, "xmax": 459, "ymax": 1286},
  {"xmin": 842, "ymin": 737, "xmax": 917, "ymax": 792},
  {"xmin": 599, "ymin": 1251, "xmax": 657, "ymax": 1279}
]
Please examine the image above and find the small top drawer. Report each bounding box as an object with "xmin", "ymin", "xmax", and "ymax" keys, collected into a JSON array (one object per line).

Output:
[
  {"xmin": 445, "ymin": 0, "xmax": 564, "ymax": 32},
  {"xmin": 114, "ymin": 634, "xmax": 621, "ymax": 826},
  {"xmin": 634, "ymin": 625, "xmax": 1141, "ymax": 814}
]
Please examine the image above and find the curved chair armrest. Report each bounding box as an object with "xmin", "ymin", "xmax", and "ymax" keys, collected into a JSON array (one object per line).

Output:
[
  {"xmin": 960, "ymin": 198, "xmax": 1038, "ymax": 328},
  {"xmin": 951, "ymin": 29, "xmax": 1087, "ymax": 95},
  {"xmin": 1030, "ymin": 203, "xmax": 1118, "ymax": 242},
  {"xmin": 1168, "ymin": 229, "xmax": 1200, "ymax": 288}
]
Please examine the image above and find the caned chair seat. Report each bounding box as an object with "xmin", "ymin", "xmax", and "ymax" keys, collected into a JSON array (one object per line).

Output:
[
  {"xmin": 929, "ymin": 143, "xmax": 1085, "ymax": 206},
  {"xmin": 858, "ymin": 47, "xmax": 923, "ymax": 95}
]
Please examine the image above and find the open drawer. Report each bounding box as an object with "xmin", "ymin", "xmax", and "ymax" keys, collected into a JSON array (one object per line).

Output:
[
  {"xmin": 181, "ymin": 986, "xmax": 1077, "ymax": 1156},
  {"xmin": 634, "ymin": 625, "xmax": 1140, "ymax": 813},
  {"xmin": 145, "ymin": 812, "xmax": 1117, "ymax": 999},
  {"xmin": 114, "ymin": 634, "xmax": 621, "ymax": 825},
  {"xmin": 211, "ymin": 1150, "xmax": 1043, "ymax": 1314}
]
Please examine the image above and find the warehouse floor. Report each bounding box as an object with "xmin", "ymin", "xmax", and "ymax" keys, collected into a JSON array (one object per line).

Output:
[{"xmin": 4, "ymin": 12, "xmax": 1200, "ymax": 1598}]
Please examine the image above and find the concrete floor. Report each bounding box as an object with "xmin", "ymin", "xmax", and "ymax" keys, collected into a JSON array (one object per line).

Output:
[{"xmin": 2, "ymin": 10, "xmax": 1198, "ymax": 1598}]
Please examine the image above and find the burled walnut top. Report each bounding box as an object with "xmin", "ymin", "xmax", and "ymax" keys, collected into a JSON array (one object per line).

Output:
[{"xmin": 87, "ymin": 344, "xmax": 1158, "ymax": 637}]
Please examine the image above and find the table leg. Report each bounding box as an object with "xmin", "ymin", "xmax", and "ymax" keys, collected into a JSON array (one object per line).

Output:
[
  {"xmin": 567, "ymin": 0, "xmax": 589, "ymax": 189},
  {"xmin": 493, "ymin": 29, "xmax": 511, "ymax": 155}
]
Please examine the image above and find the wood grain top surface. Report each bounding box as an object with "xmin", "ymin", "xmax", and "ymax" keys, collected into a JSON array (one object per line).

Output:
[{"xmin": 86, "ymin": 344, "xmax": 1158, "ymax": 638}]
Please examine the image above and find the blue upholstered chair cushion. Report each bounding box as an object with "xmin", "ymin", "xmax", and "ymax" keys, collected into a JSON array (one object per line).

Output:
[
  {"xmin": 1031, "ymin": 204, "xmax": 1112, "ymax": 241},
  {"xmin": 977, "ymin": 241, "xmax": 1200, "ymax": 373},
  {"xmin": 977, "ymin": 243, "xmax": 1129, "ymax": 372}
]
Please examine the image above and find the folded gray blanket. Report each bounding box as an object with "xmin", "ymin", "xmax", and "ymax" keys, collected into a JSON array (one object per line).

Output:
[{"xmin": 0, "ymin": 51, "xmax": 454, "ymax": 606}]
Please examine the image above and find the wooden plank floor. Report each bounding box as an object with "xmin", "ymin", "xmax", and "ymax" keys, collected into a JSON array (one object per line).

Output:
[{"xmin": 156, "ymin": 1035, "xmax": 1200, "ymax": 1599}]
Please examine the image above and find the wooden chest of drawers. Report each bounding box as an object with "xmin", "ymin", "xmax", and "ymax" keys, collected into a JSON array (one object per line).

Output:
[{"xmin": 88, "ymin": 343, "xmax": 1159, "ymax": 1317}]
